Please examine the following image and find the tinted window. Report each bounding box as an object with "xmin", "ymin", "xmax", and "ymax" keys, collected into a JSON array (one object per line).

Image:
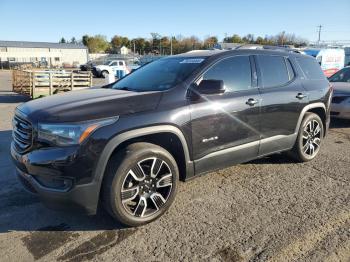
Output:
[
  {"xmin": 113, "ymin": 57, "xmax": 206, "ymax": 92},
  {"xmin": 202, "ymin": 56, "xmax": 251, "ymax": 92},
  {"xmin": 329, "ymin": 67, "xmax": 350, "ymax": 82},
  {"xmin": 258, "ymin": 55, "xmax": 290, "ymax": 87},
  {"xmin": 296, "ymin": 57, "xmax": 326, "ymax": 80}
]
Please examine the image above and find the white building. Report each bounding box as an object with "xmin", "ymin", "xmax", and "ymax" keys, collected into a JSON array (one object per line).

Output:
[
  {"xmin": 120, "ymin": 46, "xmax": 130, "ymax": 55},
  {"xmin": 0, "ymin": 40, "xmax": 88, "ymax": 68}
]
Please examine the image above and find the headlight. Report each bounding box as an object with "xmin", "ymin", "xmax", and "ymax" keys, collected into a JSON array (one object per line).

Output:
[{"xmin": 38, "ymin": 117, "xmax": 118, "ymax": 146}]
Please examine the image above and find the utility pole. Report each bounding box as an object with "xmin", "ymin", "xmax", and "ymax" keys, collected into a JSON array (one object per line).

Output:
[
  {"xmin": 170, "ymin": 36, "xmax": 173, "ymax": 55},
  {"xmin": 317, "ymin": 25, "xmax": 322, "ymax": 45}
]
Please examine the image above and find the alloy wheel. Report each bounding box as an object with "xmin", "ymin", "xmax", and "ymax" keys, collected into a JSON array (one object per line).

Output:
[
  {"xmin": 302, "ymin": 119, "xmax": 322, "ymax": 157},
  {"xmin": 121, "ymin": 157, "xmax": 173, "ymax": 218}
]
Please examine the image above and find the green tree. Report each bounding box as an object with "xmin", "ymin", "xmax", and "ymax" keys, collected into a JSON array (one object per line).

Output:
[
  {"xmin": 59, "ymin": 37, "xmax": 66, "ymax": 43},
  {"xmin": 255, "ymin": 36, "xmax": 265, "ymax": 45},
  {"xmin": 150, "ymin": 32, "xmax": 161, "ymax": 53},
  {"xmin": 82, "ymin": 35, "xmax": 90, "ymax": 46},
  {"xmin": 86, "ymin": 35, "xmax": 109, "ymax": 53},
  {"xmin": 70, "ymin": 37, "xmax": 77, "ymax": 44},
  {"xmin": 110, "ymin": 35, "xmax": 130, "ymax": 52},
  {"xmin": 131, "ymin": 38, "xmax": 147, "ymax": 54},
  {"xmin": 232, "ymin": 34, "xmax": 243, "ymax": 43},
  {"xmin": 203, "ymin": 36, "xmax": 218, "ymax": 48}
]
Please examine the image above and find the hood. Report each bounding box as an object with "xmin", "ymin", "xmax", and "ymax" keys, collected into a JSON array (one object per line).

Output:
[
  {"xmin": 332, "ymin": 82, "xmax": 350, "ymax": 96},
  {"xmin": 17, "ymin": 88, "xmax": 162, "ymax": 123}
]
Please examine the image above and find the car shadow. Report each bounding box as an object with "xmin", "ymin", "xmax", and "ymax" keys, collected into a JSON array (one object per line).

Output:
[
  {"xmin": 330, "ymin": 118, "xmax": 350, "ymax": 129},
  {"xmin": 247, "ymin": 153, "xmax": 296, "ymax": 165}
]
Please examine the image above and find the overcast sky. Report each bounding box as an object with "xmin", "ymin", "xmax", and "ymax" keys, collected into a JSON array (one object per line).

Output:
[{"xmin": 1, "ymin": 0, "xmax": 349, "ymax": 43}]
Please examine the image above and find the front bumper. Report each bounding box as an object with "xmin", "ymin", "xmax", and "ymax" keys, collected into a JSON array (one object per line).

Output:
[
  {"xmin": 16, "ymin": 168, "xmax": 99, "ymax": 214},
  {"xmin": 11, "ymin": 143, "xmax": 100, "ymax": 214}
]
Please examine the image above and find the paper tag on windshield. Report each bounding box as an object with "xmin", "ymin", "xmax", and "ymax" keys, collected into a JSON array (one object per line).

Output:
[{"xmin": 180, "ymin": 58, "xmax": 204, "ymax": 64}]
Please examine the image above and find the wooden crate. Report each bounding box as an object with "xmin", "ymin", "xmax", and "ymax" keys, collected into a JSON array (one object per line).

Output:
[{"xmin": 12, "ymin": 69, "xmax": 92, "ymax": 99}]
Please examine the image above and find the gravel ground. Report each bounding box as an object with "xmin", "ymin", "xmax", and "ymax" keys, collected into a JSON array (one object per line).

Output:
[{"xmin": 0, "ymin": 70, "xmax": 349, "ymax": 262}]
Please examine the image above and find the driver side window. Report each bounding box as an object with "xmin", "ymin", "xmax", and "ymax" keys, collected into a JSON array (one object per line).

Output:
[{"xmin": 201, "ymin": 56, "xmax": 252, "ymax": 92}]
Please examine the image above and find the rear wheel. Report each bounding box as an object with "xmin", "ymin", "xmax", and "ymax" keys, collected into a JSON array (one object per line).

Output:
[
  {"xmin": 102, "ymin": 142, "xmax": 179, "ymax": 227},
  {"xmin": 101, "ymin": 70, "xmax": 109, "ymax": 78},
  {"xmin": 289, "ymin": 112, "xmax": 324, "ymax": 162}
]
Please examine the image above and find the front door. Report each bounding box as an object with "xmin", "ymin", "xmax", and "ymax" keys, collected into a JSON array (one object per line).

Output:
[{"xmin": 190, "ymin": 55, "xmax": 261, "ymax": 174}]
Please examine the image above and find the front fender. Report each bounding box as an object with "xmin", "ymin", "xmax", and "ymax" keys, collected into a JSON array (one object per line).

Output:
[{"xmin": 90, "ymin": 125, "xmax": 194, "ymax": 210}]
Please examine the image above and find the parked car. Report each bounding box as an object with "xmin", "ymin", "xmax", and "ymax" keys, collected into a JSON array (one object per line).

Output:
[
  {"xmin": 329, "ymin": 66, "xmax": 350, "ymax": 119},
  {"xmin": 11, "ymin": 49, "xmax": 331, "ymax": 226},
  {"xmin": 92, "ymin": 60, "xmax": 130, "ymax": 78},
  {"xmin": 80, "ymin": 61, "xmax": 96, "ymax": 71},
  {"xmin": 303, "ymin": 48, "xmax": 345, "ymax": 77}
]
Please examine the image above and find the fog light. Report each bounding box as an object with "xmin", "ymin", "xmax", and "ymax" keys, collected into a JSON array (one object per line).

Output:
[{"xmin": 35, "ymin": 176, "xmax": 73, "ymax": 191}]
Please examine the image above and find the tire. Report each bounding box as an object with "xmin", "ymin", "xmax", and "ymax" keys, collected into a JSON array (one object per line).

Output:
[
  {"xmin": 289, "ymin": 112, "xmax": 324, "ymax": 162},
  {"xmin": 102, "ymin": 142, "xmax": 179, "ymax": 227},
  {"xmin": 101, "ymin": 70, "xmax": 109, "ymax": 78}
]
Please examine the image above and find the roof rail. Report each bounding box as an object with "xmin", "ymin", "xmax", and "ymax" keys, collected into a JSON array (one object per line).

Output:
[{"xmin": 235, "ymin": 44, "xmax": 301, "ymax": 53}]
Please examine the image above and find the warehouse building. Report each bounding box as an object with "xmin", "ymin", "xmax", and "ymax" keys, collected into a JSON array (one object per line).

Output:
[{"xmin": 0, "ymin": 40, "xmax": 88, "ymax": 68}]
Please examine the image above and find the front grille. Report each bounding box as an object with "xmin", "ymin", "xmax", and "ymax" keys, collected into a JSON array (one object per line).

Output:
[
  {"xmin": 332, "ymin": 96, "xmax": 349, "ymax": 104},
  {"xmin": 12, "ymin": 113, "xmax": 33, "ymax": 153}
]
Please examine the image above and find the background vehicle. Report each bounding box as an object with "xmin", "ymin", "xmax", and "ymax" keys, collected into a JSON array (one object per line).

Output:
[
  {"xmin": 303, "ymin": 48, "xmax": 345, "ymax": 77},
  {"xmin": 11, "ymin": 49, "xmax": 331, "ymax": 226},
  {"xmin": 92, "ymin": 60, "xmax": 129, "ymax": 78},
  {"xmin": 329, "ymin": 66, "xmax": 350, "ymax": 119},
  {"xmin": 80, "ymin": 61, "xmax": 96, "ymax": 71}
]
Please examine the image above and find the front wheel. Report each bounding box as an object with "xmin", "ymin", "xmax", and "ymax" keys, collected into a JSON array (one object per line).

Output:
[
  {"xmin": 289, "ymin": 112, "xmax": 324, "ymax": 162},
  {"xmin": 102, "ymin": 142, "xmax": 179, "ymax": 227}
]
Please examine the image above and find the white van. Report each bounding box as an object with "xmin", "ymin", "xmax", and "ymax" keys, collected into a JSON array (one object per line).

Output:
[{"xmin": 303, "ymin": 48, "xmax": 345, "ymax": 77}]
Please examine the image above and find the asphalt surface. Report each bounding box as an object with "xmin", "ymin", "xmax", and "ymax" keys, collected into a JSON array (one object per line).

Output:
[{"xmin": 0, "ymin": 70, "xmax": 349, "ymax": 262}]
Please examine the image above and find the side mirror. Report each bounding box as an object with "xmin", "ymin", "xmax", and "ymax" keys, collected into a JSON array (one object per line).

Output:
[{"xmin": 192, "ymin": 79, "xmax": 225, "ymax": 96}]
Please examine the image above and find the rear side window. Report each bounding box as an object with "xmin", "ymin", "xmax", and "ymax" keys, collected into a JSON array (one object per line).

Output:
[
  {"xmin": 296, "ymin": 57, "xmax": 326, "ymax": 80},
  {"xmin": 257, "ymin": 55, "xmax": 290, "ymax": 87},
  {"xmin": 202, "ymin": 56, "xmax": 252, "ymax": 92}
]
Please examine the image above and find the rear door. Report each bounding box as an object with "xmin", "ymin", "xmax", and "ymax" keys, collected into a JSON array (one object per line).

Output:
[
  {"xmin": 255, "ymin": 54, "xmax": 308, "ymax": 155},
  {"xmin": 190, "ymin": 55, "xmax": 261, "ymax": 173}
]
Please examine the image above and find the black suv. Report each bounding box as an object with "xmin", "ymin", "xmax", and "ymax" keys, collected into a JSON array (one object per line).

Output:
[{"xmin": 11, "ymin": 49, "xmax": 332, "ymax": 226}]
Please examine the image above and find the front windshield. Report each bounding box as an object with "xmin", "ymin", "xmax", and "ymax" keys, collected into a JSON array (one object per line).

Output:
[
  {"xmin": 329, "ymin": 67, "xmax": 350, "ymax": 83},
  {"xmin": 112, "ymin": 57, "xmax": 206, "ymax": 92}
]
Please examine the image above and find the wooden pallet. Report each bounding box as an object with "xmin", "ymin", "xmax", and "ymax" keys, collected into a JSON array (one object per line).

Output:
[{"xmin": 12, "ymin": 69, "xmax": 92, "ymax": 99}]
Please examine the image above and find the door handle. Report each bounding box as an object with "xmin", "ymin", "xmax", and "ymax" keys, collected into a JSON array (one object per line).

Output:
[
  {"xmin": 296, "ymin": 93, "xmax": 307, "ymax": 99},
  {"xmin": 246, "ymin": 98, "xmax": 259, "ymax": 106}
]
